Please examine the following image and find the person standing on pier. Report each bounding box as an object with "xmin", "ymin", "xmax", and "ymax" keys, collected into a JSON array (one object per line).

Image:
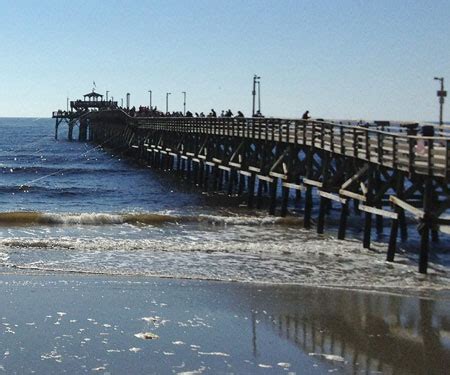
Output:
[{"xmin": 302, "ymin": 110, "xmax": 310, "ymax": 120}]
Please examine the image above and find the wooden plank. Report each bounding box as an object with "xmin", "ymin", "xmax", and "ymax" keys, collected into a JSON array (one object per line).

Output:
[
  {"xmin": 198, "ymin": 155, "xmax": 206, "ymax": 160},
  {"xmin": 257, "ymin": 174, "xmax": 273, "ymax": 183},
  {"xmin": 131, "ymin": 145, "xmax": 139, "ymax": 149},
  {"xmin": 389, "ymin": 195, "xmax": 424, "ymax": 219},
  {"xmin": 186, "ymin": 152, "xmax": 195, "ymax": 157},
  {"xmin": 219, "ymin": 165, "xmax": 231, "ymax": 172},
  {"xmin": 359, "ymin": 204, "xmax": 398, "ymax": 219},
  {"xmin": 169, "ymin": 152, "xmax": 178, "ymax": 157},
  {"xmin": 238, "ymin": 170, "xmax": 252, "ymax": 177},
  {"xmin": 205, "ymin": 161, "xmax": 215, "ymax": 167},
  {"xmin": 339, "ymin": 189, "xmax": 367, "ymax": 202},
  {"xmin": 269, "ymin": 172, "xmax": 287, "ymax": 180},
  {"xmin": 303, "ymin": 178, "xmax": 323, "ymax": 188},
  {"xmin": 282, "ymin": 182, "xmax": 305, "ymax": 191},
  {"xmin": 229, "ymin": 162, "xmax": 241, "ymax": 168},
  {"xmin": 181, "ymin": 155, "xmax": 188, "ymax": 160},
  {"xmin": 192, "ymin": 158, "xmax": 200, "ymax": 163},
  {"xmin": 341, "ymin": 164, "xmax": 369, "ymax": 190},
  {"xmin": 319, "ymin": 191, "xmax": 347, "ymax": 204},
  {"xmin": 160, "ymin": 150, "xmax": 167, "ymax": 155},
  {"xmin": 360, "ymin": 182, "xmax": 367, "ymax": 195},
  {"xmin": 248, "ymin": 166, "xmax": 261, "ymax": 173},
  {"xmin": 212, "ymin": 158, "xmax": 222, "ymax": 164}
]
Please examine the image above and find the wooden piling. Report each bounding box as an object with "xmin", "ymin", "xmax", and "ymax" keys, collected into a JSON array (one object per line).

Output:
[
  {"xmin": 419, "ymin": 177, "xmax": 433, "ymax": 274},
  {"xmin": 387, "ymin": 173, "xmax": 404, "ymax": 262},
  {"xmin": 269, "ymin": 177, "xmax": 278, "ymax": 215},
  {"xmin": 247, "ymin": 173, "xmax": 256, "ymax": 209},
  {"xmin": 363, "ymin": 168, "xmax": 374, "ymax": 249}
]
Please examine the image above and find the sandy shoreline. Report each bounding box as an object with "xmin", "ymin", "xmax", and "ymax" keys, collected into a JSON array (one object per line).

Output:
[{"xmin": 0, "ymin": 272, "xmax": 449, "ymax": 374}]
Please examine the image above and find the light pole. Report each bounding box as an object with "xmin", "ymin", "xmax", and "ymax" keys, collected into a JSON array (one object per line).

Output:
[
  {"xmin": 148, "ymin": 90, "xmax": 152, "ymax": 109},
  {"xmin": 66, "ymin": 97, "xmax": 69, "ymax": 113},
  {"xmin": 166, "ymin": 92, "xmax": 171, "ymax": 114},
  {"xmin": 106, "ymin": 90, "xmax": 109, "ymax": 101},
  {"xmin": 126, "ymin": 93, "xmax": 130, "ymax": 109},
  {"xmin": 257, "ymin": 81, "xmax": 261, "ymax": 114},
  {"xmin": 121, "ymin": 98, "xmax": 123, "ymax": 107},
  {"xmin": 182, "ymin": 91, "xmax": 186, "ymax": 116},
  {"xmin": 434, "ymin": 77, "xmax": 446, "ymax": 133},
  {"xmin": 252, "ymin": 75, "xmax": 260, "ymax": 116}
]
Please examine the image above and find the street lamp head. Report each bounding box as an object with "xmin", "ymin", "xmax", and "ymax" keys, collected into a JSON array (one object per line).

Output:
[{"xmin": 434, "ymin": 77, "xmax": 443, "ymax": 81}]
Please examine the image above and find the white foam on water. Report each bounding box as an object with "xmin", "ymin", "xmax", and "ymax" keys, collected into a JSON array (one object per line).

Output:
[
  {"xmin": 197, "ymin": 352, "xmax": 230, "ymax": 357},
  {"xmin": 42, "ymin": 213, "xmax": 124, "ymax": 225},
  {"xmin": 0, "ymin": 217, "xmax": 448, "ymax": 293},
  {"xmin": 309, "ymin": 353, "xmax": 345, "ymax": 362}
]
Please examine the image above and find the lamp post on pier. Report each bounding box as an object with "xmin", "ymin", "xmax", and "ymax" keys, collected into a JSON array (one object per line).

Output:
[
  {"xmin": 166, "ymin": 92, "xmax": 171, "ymax": 114},
  {"xmin": 182, "ymin": 91, "xmax": 186, "ymax": 116},
  {"xmin": 434, "ymin": 77, "xmax": 446, "ymax": 134},
  {"xmin": 257, "ymin": 81, "xmax": 261, "ymax": 114},
  {"xmin": 66, "ymin": 97, "xmax": 69, "ymax": 113},
  {"xmin": 148, "ymin": 90, "xmax": 152, "ymax": 109},
  {"xmin": 252, "ymin": 75, "xmax": 260, "ymax": 116},
  {"xmin": 121, "ymin": 98, "xmax": 123, "ymax": 107},
  {"xmin": 106, "ymin": 91, "xmax": 109, "ymax": 101}
]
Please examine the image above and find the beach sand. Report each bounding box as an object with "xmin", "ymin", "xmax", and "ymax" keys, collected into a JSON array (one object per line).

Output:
[{"xmin": 0, "ymin": 272, "xmax": 449, "ymax": 374}]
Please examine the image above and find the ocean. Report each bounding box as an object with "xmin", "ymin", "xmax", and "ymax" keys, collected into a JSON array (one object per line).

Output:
[{"xmin": 0, "ymin": 117, "xmax": 449, "ymax": 292}]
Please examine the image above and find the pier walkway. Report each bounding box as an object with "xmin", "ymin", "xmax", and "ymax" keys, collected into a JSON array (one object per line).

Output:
[{"xmin": 52, "ymin": 107, "xmax": 450, "ymax": 273}]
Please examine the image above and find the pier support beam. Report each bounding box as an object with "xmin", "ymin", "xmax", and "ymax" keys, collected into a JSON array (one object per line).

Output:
[
  {"xmin": 317, "ymin": 152, "xmax": 330, "ymax": 234},
  {"xmin": 363, "ymin": 168, "xmax": 374, "ymax": 249},
  {"xmin": 387, "ymin": 173, "xmax": 404, "ymax": 262},
  {"xmin": 247, "ymin": 173, "xmax": 256, "ymax": 209},
  {"xmin": 269, "ymin": 177, "xmax": 278, "ymax": 215},
  {"xmin": 419, "ymin": 177, "xmax": 433, "ymax": 274}
]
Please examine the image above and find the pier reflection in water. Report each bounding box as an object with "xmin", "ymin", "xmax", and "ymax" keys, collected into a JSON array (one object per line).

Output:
[{"xmin": 247, "ymin": 286, "xmax": 450, "ymax": 374}]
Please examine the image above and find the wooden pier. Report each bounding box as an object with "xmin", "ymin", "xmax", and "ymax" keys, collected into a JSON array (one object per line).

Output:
[{"xmin": 53, "ymin": 107, "xmax": 450, "ymax": 273}]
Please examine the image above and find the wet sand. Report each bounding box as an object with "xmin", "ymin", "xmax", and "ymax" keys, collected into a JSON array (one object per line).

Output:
[{"xmin": 0, "ymin": 273, "xmax": 449, "ymax": 374}]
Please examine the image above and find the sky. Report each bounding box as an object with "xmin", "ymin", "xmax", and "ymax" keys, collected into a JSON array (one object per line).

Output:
[{"xmin": 0, "ymin": 0, "xmax": 449, "ymax": 121}]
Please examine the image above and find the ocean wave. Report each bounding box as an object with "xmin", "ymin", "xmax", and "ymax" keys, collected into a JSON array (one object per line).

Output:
[
  {"xmin": 2, "ymin": 237, "xmax": 449, "ymax": 293},
  {"xmin": 0, "ymin": 185, "xmax": 115, "ymax": 196},
  {"xmin": 0, "ymin": 165, "xmax": 119, "ymax": 175},
  {"xmin": 0, "ymin": 211, "xmax": 304, "ymax": 227}
]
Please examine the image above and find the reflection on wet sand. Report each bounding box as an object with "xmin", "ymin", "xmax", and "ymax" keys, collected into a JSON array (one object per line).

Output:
[
  {"xmin": 0, "ymin": 275, "xmax": 448, "ymax": 373},
  {"xmin": 249, "ymin": 287, "xmax": 450, "ymax": 374}
]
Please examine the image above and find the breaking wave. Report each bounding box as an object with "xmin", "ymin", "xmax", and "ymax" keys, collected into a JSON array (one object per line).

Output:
[{"xmin": 0, "ymin": 211, "xmax": 303, "ymax": 227}]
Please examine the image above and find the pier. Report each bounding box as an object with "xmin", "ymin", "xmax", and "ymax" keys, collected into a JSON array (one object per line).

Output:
[{"xmin": 52, "ymin": 104, "xmax": 450, "ymax": 274}]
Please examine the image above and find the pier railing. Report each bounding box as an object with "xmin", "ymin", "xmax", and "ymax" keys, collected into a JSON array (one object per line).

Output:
[{"xmin": 130, "ymin": 116, "xmax": 450, "ymax": 178}]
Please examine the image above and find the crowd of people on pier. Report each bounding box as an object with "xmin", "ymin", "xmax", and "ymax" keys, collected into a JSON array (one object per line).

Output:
[{"xmin": 118, "ymin": 105, "xmax": 261, "ymax": 119}]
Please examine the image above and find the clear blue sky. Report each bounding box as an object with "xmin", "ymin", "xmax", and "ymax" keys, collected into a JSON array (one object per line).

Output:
[{"xmin": 0, "ymin": 0, "xmax": 448, "ymax": 121}]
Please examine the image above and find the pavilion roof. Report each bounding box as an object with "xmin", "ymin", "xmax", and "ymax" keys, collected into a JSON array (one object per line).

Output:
[{"xmin": 83, "ymin": 91, "xmax": 103, "ymax": 98}]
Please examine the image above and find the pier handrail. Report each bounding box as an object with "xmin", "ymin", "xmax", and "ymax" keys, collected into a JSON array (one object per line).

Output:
[{"xmin": 88, "ymin": 110, "xmax": 450, "ymax": 178}]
